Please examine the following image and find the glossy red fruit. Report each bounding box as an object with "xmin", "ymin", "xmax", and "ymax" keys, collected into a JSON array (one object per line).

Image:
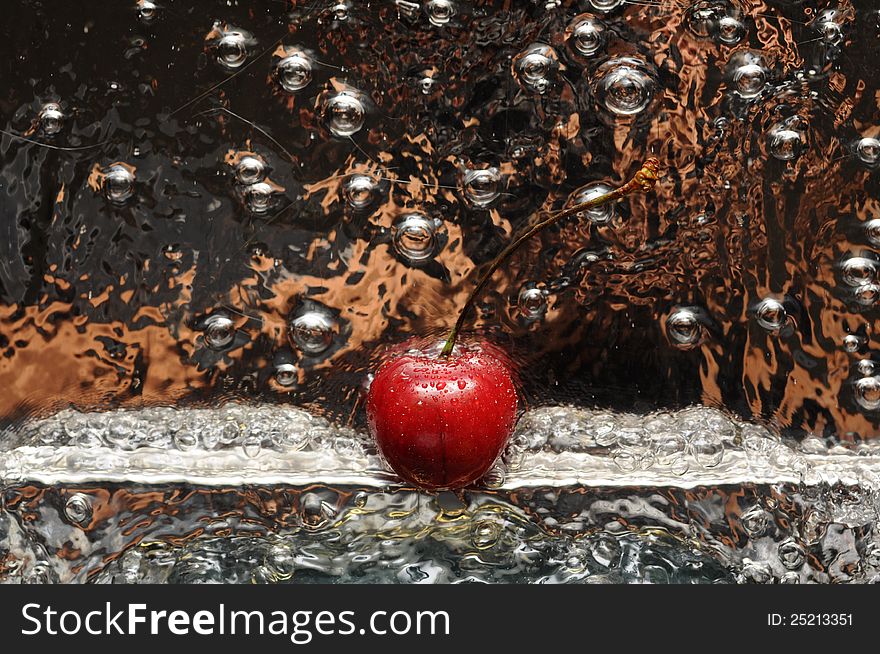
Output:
[{"xmin": 366, "ymin": 349, "xmax": 519, "ymax": 489}]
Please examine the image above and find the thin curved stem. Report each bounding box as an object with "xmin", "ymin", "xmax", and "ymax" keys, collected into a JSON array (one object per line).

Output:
[{"xmin": 440, "ymin": 157, "xmax": 661, "ymax": 358}]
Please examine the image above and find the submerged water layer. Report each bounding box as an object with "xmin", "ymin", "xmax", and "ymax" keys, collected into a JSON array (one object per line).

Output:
[
  {"xmin": 1, "ymin": 405, "xmax": 879, "ymax": 583},
  {"xmin": 2, "ymin": 0, "xmax": 880, "ymax": 440}
]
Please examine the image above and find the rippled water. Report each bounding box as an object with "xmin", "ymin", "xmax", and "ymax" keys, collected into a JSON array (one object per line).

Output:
[{"xmin": 3, "ymin": 0, "xmax": 880, "ymax": 583}]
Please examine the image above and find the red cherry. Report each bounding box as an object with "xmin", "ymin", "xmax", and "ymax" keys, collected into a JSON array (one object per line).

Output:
[{"xmin": 366, "ymin": 348, "xmax": 519, "ymax": 489}]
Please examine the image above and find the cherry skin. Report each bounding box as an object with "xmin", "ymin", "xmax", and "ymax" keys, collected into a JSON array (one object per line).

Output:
[{"xmin": 366, "ymin": 348, "xmax": 519, "ymax": 489}]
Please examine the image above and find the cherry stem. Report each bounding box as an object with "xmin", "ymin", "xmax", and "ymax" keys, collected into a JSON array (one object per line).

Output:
[{"xmin": 439, "ymin": 158, "xmax": 662, "ymax": 358}]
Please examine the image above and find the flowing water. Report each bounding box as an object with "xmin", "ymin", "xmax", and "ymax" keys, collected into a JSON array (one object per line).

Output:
[{"xmin": 2, "ymin": 0, "xmax": 880, "ymax": 583}]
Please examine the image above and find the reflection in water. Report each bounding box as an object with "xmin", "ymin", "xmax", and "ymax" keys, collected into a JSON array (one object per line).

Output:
[{"xmin": 2, "ymin": 0, "xmax": 880, "ymax": 583}]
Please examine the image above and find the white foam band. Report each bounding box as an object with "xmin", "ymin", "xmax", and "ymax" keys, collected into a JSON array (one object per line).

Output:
[{"xmin": 2, "ymin": 404, "xmax": 879, "ymax": 489}]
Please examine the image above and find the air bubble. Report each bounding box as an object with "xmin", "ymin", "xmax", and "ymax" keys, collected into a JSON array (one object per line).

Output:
[
  {"xmin": 855, "ymin": 137, "xmax": 880, "ymax": 166},
  {"xmin": 64, "ymin": 493, "xmax": 93, "ymax": 527},
  {"xmin": 136, "ymin": 0, "xmax": 158, "ymax": 24},
  {"xmin": 568, "ymin": 182, "xmax": 615, "ymax": 224},
  {"xmin": 425, "ymin": 0, "xmax": 455, "ymax": 26},
  {"xmin": 565, "ymin": 15, "xmax": 607, "ymax": 58},
  {"xmin": 690, "ymin": 435, "xmax": 724, "ymax": 468},
  {"xmin": 865, "ymin": 219, "xmax": 880, "ymax": 247},
  {"xmin": 322, "ymin": 91, "xmax": 365, "ymax": 137},
  {"xmin": 343, "ymin": 174, "xmax": 377, "ymax": 209},
  {"xmin": 331, "ymin": 2, "xmax": 350, "ymax": 21},
  {"xmin": 715, "ymin": 15, "xmax": 745, "ymax": 45},
  {"xmin": 854, "ymin": 283, "xmax": 880, "ymax": 307},
  {"xmin": 204, "ymin": 314, "xmax": 235, "ymax": 350},
  {"xmin": 655, "ymin": 435, "xmax": 689, "ymax": 474},
  {"xmin": 234, "ymin": 156, "xmax": 265, "ymax": 185},
  {"xmin": 103, "ymin": 163, "xmax": 136, "ymax": 205},
  {"xmin": 814, "ymin": 10, "xmax": 845, "ymax": 46},
  {"xmin": 242, "ymin": 436, "xmax": 262, "ymax": 458},
  {"xmin": 518, "ymin": 286, "xmax": 548, "ymax": 320},
  {"xmin": 461, "ymin": 167, "xmax": 501, "ymax": 207},
  {"xmin": 841, "ymin": 256, "xmax": 877, "ymax": 288},
  {"xmin": 418, "ymin": 75, "xmax": 436, "ymax": 94},
  {"xmin": 274, "ymin": 362, "xmax": 298, "ymax": 387},
  {"xmin": 276, "ymin": 53, "xmax": 313, "ymax": 93},
  {"xmin": 173, "ymin": 429, "xmax": 198, "ymax": 450},
  {"xmin": 854, "ymin": 376, "xmax": 880, "ymax": 411},
  {"xmin": 767, "ymin": 123, "xmax": 806, "ymax": 161},
  {"xmin": 392, "ymin": 213, "xmax": 440, "ymax": 265},
  {"xmin": 213, "ymin": 27, "xmax": 252, "ymax": 70},
  {"xmin": 666, "ymin": 307, "xmax": 703, "ymax": 348},
  {"xmin": 587, "ymin": 0, "xmax": 622, "ymax": 12},
  {"xmin": 289, "ymin": 310, "xmax": 337, "ymax": 355},
  {"xmin": 843, "ymin": 334, "xmax": 864, "ymax": 353},
  {"xmin": 592, "ymin": 57, "xmax": 658, "ymax": 118},
  {"xmin": 778, "ymin": 539, "xmax": 805, "ymax": 570},
  {"xmin": 481, "ymin": 463, "xmax": 506, "ymax": 488},
  {"xmin": 38, "ymin": 102, "xmax": 64, "ymax": 135},
  {"xmin": 857, "ymin": 359, "xmax": 876, "ymax": 378},
  {"xmin": 732, "ymin": 63, "xmax": 767, "ymax": 99},
  {"xmin": 741, "ymin": 505, "xmax": 771, "ymax": 537},
  {"xmin": 472, "ymin": 520, "xmax": 500, "ymax": 549},
  {"xmin": 242, "ymin": 182, "xmax": 275, "ymax": 214},
  {"xmin": 739, "ymin": 561, "xmax": 772, "ymax": 584},
  {"xmin": 754, "ymin": 297, "xmax": 787, "ymax": 332}
]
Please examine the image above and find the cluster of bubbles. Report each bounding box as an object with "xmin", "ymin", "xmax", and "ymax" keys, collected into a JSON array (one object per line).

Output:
[
  {"xmin": 840, "ymin": 254, "xmax": 880, "ymax": 307},
  {"xmin": 194, "ymin": 300, "xmax": 341, "ymax": 382},
  {"xmin": 230, "ymin": 153, "xmax": 279, "ymax": 215},
  {"xmin": 505, "ymin": 405, "xmax": 738, "ymax": 475},
  {"xmin": 685, "ymin": 0, "xmax": 746, "ymax": 45},
  {"xmin": 55, "ymin": 495, "xmax": 731, "ymax": 584},
  {"xmin": 17, "ymin": 404, "xmax": 366, "ymax": 459},
  {"xmin": 512, "ymin": 43, "xmax": 559, "ymax": 95},
  {"xmin": 853, "ymin": 359, "xmax": 880, "ymax": 412},
  {"xmin": 5, "ymin": 474, "xmax": 880, "ymax": 584},
  {"xmin": 4, "ymin": 400, "xmax": 880, "ymax": 583}
]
